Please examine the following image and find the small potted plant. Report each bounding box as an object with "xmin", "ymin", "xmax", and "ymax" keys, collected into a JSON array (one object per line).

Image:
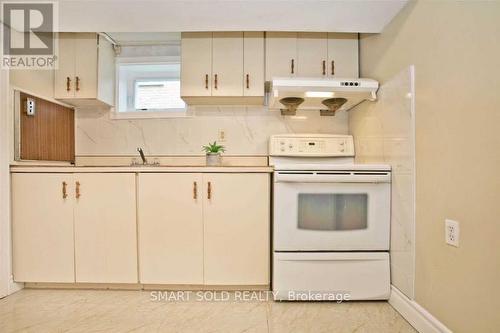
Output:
[{"xmin": 203, "ymin": 141, "xmax": 225, "ymax": 166}]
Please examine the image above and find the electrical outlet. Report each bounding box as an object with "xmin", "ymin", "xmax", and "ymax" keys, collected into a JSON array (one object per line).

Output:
[
  {"xmin": 218, "ymin": 129, "xmax": 226, "ymax": 142},
  {"xmin": 26, "ymin": 97, "xmax": 35, "ymax": 116},
  {"xmin": 445, "ymin": 219, "xmax": 459, "ymax": 247}
]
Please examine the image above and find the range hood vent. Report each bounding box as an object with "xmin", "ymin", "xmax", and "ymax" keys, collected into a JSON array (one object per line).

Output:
[{"xmin": 269, "ymin": 77, "xmax": 379, "ymax": 115}]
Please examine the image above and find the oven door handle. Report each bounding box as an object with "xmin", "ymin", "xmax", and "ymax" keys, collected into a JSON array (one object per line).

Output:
[{"xmin": 274, "ymin": 172, "xmax": 391, "ymax": 183}]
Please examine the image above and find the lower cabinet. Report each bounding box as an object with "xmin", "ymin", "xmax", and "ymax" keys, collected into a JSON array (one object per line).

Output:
[
  {"xmin": 73, "ymin": 173, "xmax": 137, "ymax": 283},
  {"xmin": 138, "ymin": 173, "xmax": 204, "ymax": 284},
  {"xmin": 12, "ymin": 173, "xmax": 75, "ymax": 283},
  {"xmin": 138, "ymin": 173, "xmax": 270, "ymax": 285},
  {"xmin": 11, "ymin": 173, "xmax": 138, "ymax": 283},
  {"xmin": 203, "ymin": 173, "xmax": 270, "ymax": 285},
  {"xmin": 12, "ymin": 171, "xmax": 270, "ymax": 286}
]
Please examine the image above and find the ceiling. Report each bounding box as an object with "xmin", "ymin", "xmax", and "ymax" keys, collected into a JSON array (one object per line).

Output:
[{"xmin": 53, "ymin": 0, "xmax": 408, "ymax": 33}]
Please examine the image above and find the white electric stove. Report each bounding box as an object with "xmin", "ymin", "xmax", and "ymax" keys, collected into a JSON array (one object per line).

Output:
[{"xmin": 269, "ymin": 134, "xmax": 391, "ymax": 301}]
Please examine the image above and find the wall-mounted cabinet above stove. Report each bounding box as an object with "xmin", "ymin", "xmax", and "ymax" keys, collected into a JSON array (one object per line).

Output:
[{"xmin": 265, "ymin": 32, "xmax": 359, "ymax": 80}]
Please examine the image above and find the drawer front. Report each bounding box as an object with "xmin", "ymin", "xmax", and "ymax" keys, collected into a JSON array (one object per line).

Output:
[{"xmin": 273, "ymin": 252, "xmax": 390, "ymax": 301}]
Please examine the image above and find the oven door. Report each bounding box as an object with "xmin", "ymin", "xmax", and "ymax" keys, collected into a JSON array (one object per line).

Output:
[{"xmin": 273, "ymin": 170, "xmax": 391, "ymax": 251}]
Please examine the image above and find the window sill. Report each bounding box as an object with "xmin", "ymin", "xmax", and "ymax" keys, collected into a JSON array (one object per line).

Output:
[{"xmin": 109, "ymin": 109, "xmax": 191, "ymax": 120}]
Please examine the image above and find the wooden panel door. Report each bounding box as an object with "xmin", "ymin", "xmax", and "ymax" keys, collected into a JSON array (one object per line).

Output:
[
  {"xmin": 212, "ymin": 32, "xmax": 244, "ymax": 96},
  {"xmin": 54, "ymin": 33, "xmax": 75, "ymax": 99},
  {"xmin": 19, "ymin": 92, "xmax": 75, "ymax": 162},
  {"xmin": 74, "ymin": 33, "xmax": 98, "ymax": 99},
  {"xmin": 73, "ymin": 173, "xmax": 137, "ymax": 283},
  {"xmin": 138, "ymin": 173, "xmax": 204, "ymax": 284},
  {"xmin": 203, "ymin": 173, "xmax": 270, "ymax": 285},
  {"xmin": 12, "ymin": 173, "xmax": 75, "ymax": 282},
  {"xmin": 243, "ymin": 32, "xmax": 265, "ymax": 97},
  {"xmin": 181, "ymin": 32, "xmax": 212, "ymax": 96},
  {"xmin": 327, "ymin": 33, "xmax": 359, "ymax": 78},
  {"xmin": 297, "ymin": 32, "xmax": 328, "ymax": 77},
  {"xmin": 265, "ymin": 32, "xmax": 298, "ymax": 80}
]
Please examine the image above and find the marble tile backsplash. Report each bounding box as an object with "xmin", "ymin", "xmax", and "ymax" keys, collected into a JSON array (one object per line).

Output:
[
  {"xmin": 76, "ymin": 106, "xmax": 348, "ymax": 156},
  {"xmin": 349, "ymin": 67, "xmax": 416, "ymax": 299}
]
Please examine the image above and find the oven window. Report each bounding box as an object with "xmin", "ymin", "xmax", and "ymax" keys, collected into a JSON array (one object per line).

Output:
[{"xmin": 297, "ymin": 194, "xmax": 368, "ymax": 231}]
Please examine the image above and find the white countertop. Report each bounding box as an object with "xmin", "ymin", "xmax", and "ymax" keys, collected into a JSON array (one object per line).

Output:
[{"xmin": 10, "ymin": 165, "xmax": 274, "ymax": 173}]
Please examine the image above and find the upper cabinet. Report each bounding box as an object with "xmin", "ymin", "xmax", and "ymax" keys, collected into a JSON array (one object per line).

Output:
[
  {"xmin": 181, "ymin": 32, "xmax": 264, "ymax": 104},
  {"xmin": 180, "ymin": 32, "xmax": 213, "ymax": 97},
  {"xmin": 243, "ymin": 32, "xmax": 265, "ymax": 97},
  {"xmin": 265, "ymin": 32, "xmax": 298, "ymax": 80},
  {"xmin": 211, "ymin": 32, "xmax": 244, "ymax": 97},
  {"xmin": 297, "ymin": 32, "xmax": 328, "ymax": 77},
  {"xmin": 327, "ymin": 32, "xmax": 359, "ymax": 78},
  {"xmin": 265, "ymin": 32, "xmax": 358, "ymax": 80},
  {"xmin": 54, "ymin": 33, "xmax": 115, "ymax": 107}
]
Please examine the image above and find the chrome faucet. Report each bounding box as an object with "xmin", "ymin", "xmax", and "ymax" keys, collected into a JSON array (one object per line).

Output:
[
  {"xmin": 131, "ymin": 148, "xmax": 160, "ymax": 166},
  {"xmin": 137, "ymin": 147, "xmax": 147, "ymax": 164}
]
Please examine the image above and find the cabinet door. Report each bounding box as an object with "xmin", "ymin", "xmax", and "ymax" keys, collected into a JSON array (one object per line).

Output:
[
  {"xmin": 203, "ymin": 173, "xmax": 270, "ymax": 285},
  {"xmin": 54, "ymin": 33, "xmax": 75, "ymax": 99},
  {"xmin": 212, "ymin": 32, "xmax": 244, "ymax": 96},
  {"xmin": 97, "ymin": 35, "xmax": 115, "ymax": 106},
  {"xmin": 138, "ymin": 173, "xmax": 204, "ymax": 284},
  {"xmin": 74, "ymin": 33, "xmax": 98, "ymax": 99},
  {"xmin": 243, "ymin": 32, "xmax": 265, "ymax": 97},
  {"xmin": 181, "ymin": 32, "xmax": 212, "ymax": 96},
  {"xmin": 297, "ymin": 32, "xmax": 328, "ymax": 77},
  {"xmin": 12, "ymin": 173, "xmax": 75, "ymax": 282},
  {"xmin": 73, "ymin": 173, "xmax": 137, "ymax": 283},
  {"xmin": 327, "ymin": 33, "xmax": 359, "ymax": 78},
  {"xmin": 265, "ymin": 32, "xmax": 297, "ymax": 80}
]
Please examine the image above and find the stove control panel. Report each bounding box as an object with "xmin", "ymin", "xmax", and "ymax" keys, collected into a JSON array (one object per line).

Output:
[{"xmin": 269, "ymin": 134, "xmax": 354, "ymax": 157}]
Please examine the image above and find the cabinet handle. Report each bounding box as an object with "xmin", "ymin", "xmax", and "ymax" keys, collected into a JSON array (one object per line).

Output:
[
  {"xmin": 207, "ymin": 181, "xmax": 212, "ymax": 200},
  {"xmin": 66, "ymin": 77, "xmax": 71, "ymax": 91},
  {"xmin": 205, "ymin": 74, "xmax": 209, "ymax": 89},
  {"xmin": 62, "ymin": 181, "xmax": 68, "ymax": 199},
  {"xmin": 214, "ymin": 74, "xmax": 218, "ymax": 89},
  {"xmin": 291, "ymin": 59, "xmax": 295, "ymax": 74},
  {"xmin": 246, "ymin": 74, "xmax": 250, "ymax": 89},
  {"xmin": 331, "ymin": 60, "xmax": 335, "ymax": 76},
  {"xmin": 322, "ymin": 60, "xmax": 326, "ymax": 75},
  {"xmin": 193, "ymin": 181, "xmax": 197, "ymax": 200},
  {"xmin": 75, "ymin": 76, "xmax": 80, "ymax": 91},
  {"xmin": 75, "ymin": 181, "xmax": 81, "ymax": 199}
]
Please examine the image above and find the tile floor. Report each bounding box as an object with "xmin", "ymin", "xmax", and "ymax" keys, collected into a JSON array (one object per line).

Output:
[{"xmin": 0, "ymin": 289, "xmax": 417, "ymax": 333}]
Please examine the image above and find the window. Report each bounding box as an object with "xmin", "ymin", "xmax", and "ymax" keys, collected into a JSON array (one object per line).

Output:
[
  {"xmin": 114, "ymin": 62, "xmax": 186, "ymax": 118},
  {"xmin": 134, "ymin": 80, "xmax": 184, "ymax": 110}
]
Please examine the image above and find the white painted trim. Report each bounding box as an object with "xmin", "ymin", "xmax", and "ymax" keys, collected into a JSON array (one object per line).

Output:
[{"xmin": 389, "ymin": 286, "xmax": 452, "ymax": 333}]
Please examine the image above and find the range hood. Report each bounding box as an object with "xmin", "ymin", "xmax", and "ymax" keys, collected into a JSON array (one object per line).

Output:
[{"xmin": 269, "ymin": 77, "xmax": 379, "ymax": 115}]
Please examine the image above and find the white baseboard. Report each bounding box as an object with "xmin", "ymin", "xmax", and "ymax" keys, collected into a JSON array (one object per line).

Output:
[{"xmin": 389, "ymin": 286, "xmax": 452, "ymax": 333}]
